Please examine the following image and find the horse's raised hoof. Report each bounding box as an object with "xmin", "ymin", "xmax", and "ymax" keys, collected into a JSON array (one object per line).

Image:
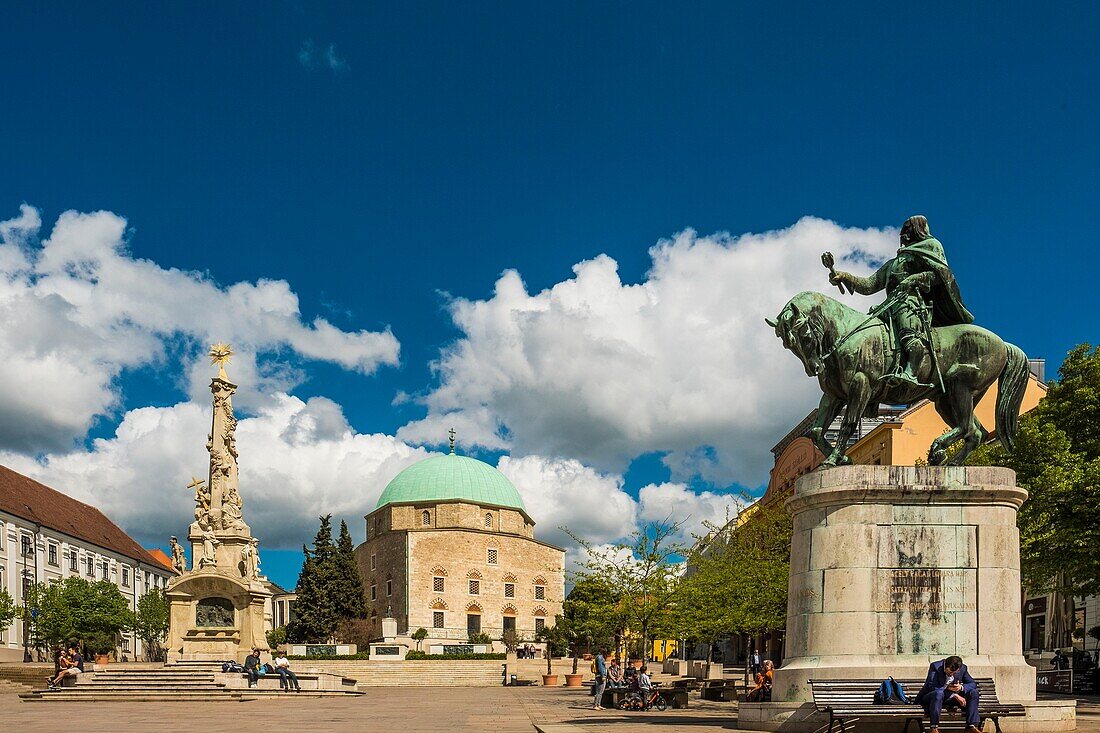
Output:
[{"xmin": 928, "ymin": 448, "xmax": 946, "ymax": 466}]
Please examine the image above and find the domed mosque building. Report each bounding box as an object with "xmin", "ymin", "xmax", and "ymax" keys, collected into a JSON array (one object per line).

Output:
[{"xmin": 355, "ymin": 439, "xmax": 565, "ymax": 652}]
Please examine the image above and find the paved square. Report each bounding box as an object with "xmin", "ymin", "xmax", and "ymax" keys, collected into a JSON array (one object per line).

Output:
[{"xmin": 6, "ymin": 687, "xmax": 1100, "ymax": 733}]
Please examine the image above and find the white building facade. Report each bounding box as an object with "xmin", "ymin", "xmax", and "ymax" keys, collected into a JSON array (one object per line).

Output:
[{"xmin": 0, "ymin": 465, "xmax": 176, "ymax": 662}]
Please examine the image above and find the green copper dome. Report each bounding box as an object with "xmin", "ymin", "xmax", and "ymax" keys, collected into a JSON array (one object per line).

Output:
[{"xmin": 376, "ymin": 453, "xmax": 527, "ymax": 513}]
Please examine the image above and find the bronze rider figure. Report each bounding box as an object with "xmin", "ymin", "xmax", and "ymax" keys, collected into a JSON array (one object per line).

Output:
[{"xmin": 828, "ymin": 215, "xmax": 974, "ymax": 389}]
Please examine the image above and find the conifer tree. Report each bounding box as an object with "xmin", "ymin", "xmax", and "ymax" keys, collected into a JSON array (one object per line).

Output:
[
  {"xmin": 333, "ymin": 520, "xmax": 367, "ymax": 619},
  {"xmin": 287, "ymin": 516, "xmax": 340, "ymax": 642}
]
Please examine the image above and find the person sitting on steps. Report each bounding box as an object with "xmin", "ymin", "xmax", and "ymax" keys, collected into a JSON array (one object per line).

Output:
[
  {"xmin": 47, "ymin": 645, "xmax": 83, "ymax": 689},
  {"xmin": 273, "ymin": 652, "xmax": 301, "ymax": 692},
  {"xmin": 244, "ymin": 646, "xmax": 263, "ymax": 688},
  {"xmin": 917, "ymin": 655, "xmax": 981, "ymax": 733}
]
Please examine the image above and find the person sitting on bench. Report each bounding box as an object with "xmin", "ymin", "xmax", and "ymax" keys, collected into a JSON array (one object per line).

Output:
[{"xmin": 917, "ymin": 655, "xmax": 980, "ymax": 733}]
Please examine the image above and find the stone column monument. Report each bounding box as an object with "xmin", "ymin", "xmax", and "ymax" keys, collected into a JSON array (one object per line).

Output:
[{"xmin": 165, "ymin": 343, "xmax": 272, "ymax": 663}]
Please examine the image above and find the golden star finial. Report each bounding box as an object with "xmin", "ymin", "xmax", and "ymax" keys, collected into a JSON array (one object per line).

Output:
[{"xmin": 208, "ymin": 342, "xmax": 233, "ymax": 380}]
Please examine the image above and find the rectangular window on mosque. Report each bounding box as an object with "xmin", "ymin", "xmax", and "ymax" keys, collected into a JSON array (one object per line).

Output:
[
  {"xmin": 386, "ymin": 579, "xmax": 392, "ymax": 597},
  {"xmin": 504, "ymin": 583, "xmax": 515, "ymax": 598},
  {"xmin": 534, "ymin": 617, "xmax": 545, "ymax": 633},
  {"xmin": 48, "ymin": 544, "xmax": 58, "ymax": 566},
  {"xmin": 467, "ymin": 613, "xmax": 480, "ymax": 634},
  {"xmin": 433, "ymin": 611, "xmax": 444, "ymax": 629},
  {"xmin": 534, "ymin": 585, "xmax": 545, "ymax": 601},
  {"xmin": 469, "ymin": 579, "xmax": 480, "ymax": 595},
  {"xmin": 433, "ymin": 576, "xmax": 445, "ymax": 593},
  {"xmin": 503, "ymin": 616, "xmax": 516, "ymax": 633},
  {"xmin": 371, "ymin": 585, "xmax": 377, "ymax": 601},
  {"xmin": 487, "ymin": 548, "xmax": 498, "ymax": 565}
]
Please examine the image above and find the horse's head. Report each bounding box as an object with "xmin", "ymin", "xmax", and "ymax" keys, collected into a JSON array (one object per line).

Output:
[{"xmin": 766, "ymin": 292, "xmax": 827, "ymax": 378}]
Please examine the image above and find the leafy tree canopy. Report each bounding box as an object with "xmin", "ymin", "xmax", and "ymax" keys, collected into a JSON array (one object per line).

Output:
[
  {"xmin": 26, "ymin": 577, "xmax": 131, "ymax": 653},
  {"xmin": 967, "ymin": 344, "xmax": 1100, "ymax": 596}
]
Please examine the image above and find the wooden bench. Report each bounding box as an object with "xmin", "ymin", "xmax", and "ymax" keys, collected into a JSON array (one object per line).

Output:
[{"xmin": 810, "ymin": 678, "xmax": 1025, "ymax": 733}]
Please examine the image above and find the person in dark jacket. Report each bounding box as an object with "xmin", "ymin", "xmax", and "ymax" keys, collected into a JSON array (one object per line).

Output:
[
  {"xmin": 244, "ymin": 647, "xmax": 262, "ymax": 688},
  {"xmin": 917, "ymin": 655, "xmax": 980, "ymax": 733}
]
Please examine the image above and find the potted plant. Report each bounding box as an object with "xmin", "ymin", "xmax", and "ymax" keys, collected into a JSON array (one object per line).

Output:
[
  {"xmin": 537, "ymin": 616, "xmax": 572, "ymax": 686},
  {"xmin": 86, "ymin": 632, "xmax": 117, "ymax": 669},
  {"xmin": 563, "ymin": 622, "xmax": 583, "ymax": 687}
]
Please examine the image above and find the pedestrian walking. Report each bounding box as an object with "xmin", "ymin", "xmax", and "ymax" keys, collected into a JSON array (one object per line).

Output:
[{"xmin": 592, "ymin": 648, "xmax": 608, "ymax": 710}]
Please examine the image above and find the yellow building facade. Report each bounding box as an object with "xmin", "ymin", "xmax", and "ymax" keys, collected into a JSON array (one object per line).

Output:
[{"xmin": 846, "ymin": 373, "xmax": 1047, "ymax": 465}]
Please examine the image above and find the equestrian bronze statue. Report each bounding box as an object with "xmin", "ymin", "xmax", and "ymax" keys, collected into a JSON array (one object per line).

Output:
[{"xmin": 767, "ymin": 215, "xmax": 1029, "ymax": 467}]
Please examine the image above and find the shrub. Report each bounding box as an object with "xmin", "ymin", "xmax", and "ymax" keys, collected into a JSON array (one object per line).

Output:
[
  {"xmin": 266, "ymin": 625, "xmax": 288, "ymax": 650},
  {"xmin": 405, "ymin": 651, "xmax": 505, "ymax": 660},
  {"xmin": 467, "ymin": 631, "xmax": 493, "ymax": 645},
  {"xmin": 288, "ymin": 652, "xmax": 371, "ymax": 660}
]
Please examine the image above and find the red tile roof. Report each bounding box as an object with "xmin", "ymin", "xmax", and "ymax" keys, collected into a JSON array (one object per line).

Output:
[
  {"xmin": 145, "ymin": 548, "xmax": 176, "ymax": 573},
  {"xmin": 0, "ymin": 464, "xmax": 165, "ymax": 569}
]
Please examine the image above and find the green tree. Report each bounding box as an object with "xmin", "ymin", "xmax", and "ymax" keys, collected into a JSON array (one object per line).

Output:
[
  {"xmin": 565, "ymin": 519, "xmax": 687, "ymax": 661},
  {"xmin": 411, "ymin": 627, "xmax": 428, "ymax": 651},
  {"xmin": 535, "ymin": 615, "xmax": 572, "ymax": 675},
  {"xmin": 0, "ymin": 588, "xmax": 18, "ymax": 636},
  {"xmin": 266, "ymin": 625, "xmax": 288, "ymax": 650},
  {"xmin": 129, "ymin": 588, "xmax": 169, "ymax": 661},
  {"xmin": 677, "ymin": 499, "xmax": 792, "ymax": 676},
  {"xmin": 967, "ymin": 344, "xmax": 1100, "ymax": 597},
  {"xmin": 287, "ymin": 516, "xmax": 341, "ymax": 643},
  {"xmin": 25, "ymin": 577, "xmax": 131, "ymax": 656},
  {"xmin": 332, "ymin": 520, "xmax": 366, "ymax": 621},
  {"xmin": 288, "ymin": 545, "xmax": 333, "ymax": 643},
  {"xmin": 563, "ymin": 577, "xmax": 622, "ymax": 657}
]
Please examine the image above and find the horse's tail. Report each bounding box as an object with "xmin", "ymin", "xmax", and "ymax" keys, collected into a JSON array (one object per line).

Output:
[{"xmin": 995, "ymin": 342, "xmax": 1030, "ymax": 452}]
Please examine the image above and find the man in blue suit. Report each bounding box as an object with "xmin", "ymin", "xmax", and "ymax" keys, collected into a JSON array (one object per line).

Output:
[{"xmin": 917, "ymin": 655, "xmax": 981, "ymax": 733}]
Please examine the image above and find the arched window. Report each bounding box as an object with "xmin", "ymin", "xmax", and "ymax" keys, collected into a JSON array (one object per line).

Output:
[
  {"xmin": 422, "ymin": 510, "xmax": 431, "ymax": 526},
  {"xmin": 484, "ymin": 513, "xmax": 492, "ymax": 528},
  {"xmin": 533, "ymin": 576, "xmax": 546, "ymax": 601}
]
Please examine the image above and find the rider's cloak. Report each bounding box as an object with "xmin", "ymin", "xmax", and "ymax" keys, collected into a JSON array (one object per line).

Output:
[{"xmin": 888, "ymin": 236, "xmax": 974, "ymax": 327}]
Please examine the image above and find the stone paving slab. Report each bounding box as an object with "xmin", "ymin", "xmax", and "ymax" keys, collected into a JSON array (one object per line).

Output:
[{"xmin": 6, "ymin": 686, "xmax": 1100, "ymax": 732}]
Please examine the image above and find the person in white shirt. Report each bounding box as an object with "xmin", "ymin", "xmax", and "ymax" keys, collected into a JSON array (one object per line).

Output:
[{"xmin": 273, "ymin": 654, "xmax": 301, "ymax": 692}]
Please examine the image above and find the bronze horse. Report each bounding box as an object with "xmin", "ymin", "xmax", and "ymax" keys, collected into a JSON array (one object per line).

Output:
[{"xmin": 767, "ymin": 291, "xmax": 1029, "ymax": 467}]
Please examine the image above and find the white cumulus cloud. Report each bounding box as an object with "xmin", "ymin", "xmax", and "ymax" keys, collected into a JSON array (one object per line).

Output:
[
  {"xmin": 1, "ymin": 394, "xmax": 428, "ymax": 548},
  {"xmin": 400, "ymin": 216, "xmax": 896, "ymax": 487},
  {"xmin": 0, "ymin": 206, "xmax": 399, "ymax": 451},
  {"xmin": 497, "ymin": 454, "xmax": 638, "ymax": 548}
]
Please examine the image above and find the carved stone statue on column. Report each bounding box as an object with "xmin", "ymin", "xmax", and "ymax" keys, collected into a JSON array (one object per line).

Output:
[
  {"xmin": 198, "ymin": 529, "xmax": 219, "ymax": 568},
  {"xmin": 170, "ymin": 535, "xmax": 186, "ymax": 574}
]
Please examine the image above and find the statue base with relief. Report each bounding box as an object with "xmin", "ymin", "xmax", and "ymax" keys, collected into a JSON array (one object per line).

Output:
[{"xmin": 738, "ymin": 465, "xmax": 1075, "ymax": 732}]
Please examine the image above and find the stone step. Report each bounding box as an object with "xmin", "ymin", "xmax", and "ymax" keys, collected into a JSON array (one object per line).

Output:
[{"xmin": 22, "ymin": 686, "xmax": 247, "ymax": 699}]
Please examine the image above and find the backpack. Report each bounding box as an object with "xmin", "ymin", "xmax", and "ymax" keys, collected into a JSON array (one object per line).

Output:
[{"xmin": 873, "ymin": 676, "xmax": 909, "ymax": 704}]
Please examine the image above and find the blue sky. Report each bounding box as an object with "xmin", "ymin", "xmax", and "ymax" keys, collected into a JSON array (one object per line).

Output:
[{"xmin": 1, "ymin": 3, "xmax": 1097, "ymax": 590}]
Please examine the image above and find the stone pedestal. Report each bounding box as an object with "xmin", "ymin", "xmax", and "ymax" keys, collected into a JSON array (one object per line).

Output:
[
  {"xmin": 742, "ymin": 466, "xmax": 1074, "ymax": 732},
  {"xmin": 165, "ymin": 570, "xmax": 271, "ymax": 663}
]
